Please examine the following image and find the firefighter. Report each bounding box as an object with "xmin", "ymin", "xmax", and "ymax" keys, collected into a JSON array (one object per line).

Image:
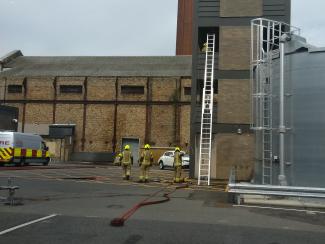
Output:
[
  {"xmin": 120, "ymin": 145, "xmax": 133, "ymax": 180},
  {"xmin": 139, "ymin": 144, "xmax": 153, "ymax": 183},
  {"xmin": 201, "ymin": 42, "xmax": 208, "ymax": 52},
  {"xmin": 113, "ymin": 153, "xmax": 122, "ymax": 166},
  {"xmin": 173, "ymin": 147, "xmax": 184, "ymax": 183}
]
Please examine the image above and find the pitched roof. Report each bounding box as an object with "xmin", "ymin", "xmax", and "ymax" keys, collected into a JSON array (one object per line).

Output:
[{"xmin": 0, "ymin": 51, "xmax": 192, "ymax": 77}]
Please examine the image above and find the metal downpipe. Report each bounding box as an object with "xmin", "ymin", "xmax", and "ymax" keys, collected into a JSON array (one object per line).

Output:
[{"xmin": 278, "ymin": 34, "xmax": 290, "ymax": 186}]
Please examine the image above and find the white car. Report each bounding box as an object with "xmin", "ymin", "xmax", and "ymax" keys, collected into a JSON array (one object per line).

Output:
[{"xmin": 158, "ymin": 151, "xmax": 190, "ymax": 170}]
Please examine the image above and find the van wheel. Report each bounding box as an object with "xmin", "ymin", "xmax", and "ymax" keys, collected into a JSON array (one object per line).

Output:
[
  {"xmin": 16, "ymin": 159, "xmax": 24, "ymax": 167},
  {"xmin": 43, "ymin": 158, "xmax": 50, "ymax": 166}
]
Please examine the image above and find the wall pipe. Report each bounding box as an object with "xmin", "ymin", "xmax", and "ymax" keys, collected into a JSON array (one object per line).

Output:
[{"xmin": 278, "ymin": 34, "xmax": 291, "ymax": 186}]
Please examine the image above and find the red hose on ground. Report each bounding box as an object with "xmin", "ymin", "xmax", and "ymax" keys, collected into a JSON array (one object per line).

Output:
[{"xmin": 110, "ymin": 184, "xmax": 188, "ymax": 227}]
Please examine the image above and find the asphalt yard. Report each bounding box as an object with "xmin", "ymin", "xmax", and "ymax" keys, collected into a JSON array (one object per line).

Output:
[{"xmin": 0, "ymin": 163, "xmax": 325, "ymax": 244}]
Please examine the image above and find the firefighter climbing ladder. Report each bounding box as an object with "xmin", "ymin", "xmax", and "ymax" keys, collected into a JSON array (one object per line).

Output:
[{"xmin": 198, "ymin": 34, "xmax": 215, "ymax": 186}]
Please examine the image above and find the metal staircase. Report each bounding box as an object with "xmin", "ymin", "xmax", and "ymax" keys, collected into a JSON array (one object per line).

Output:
[{"xmin": 198, "ymin": 34, "xmax": 215, "ymax": 186}]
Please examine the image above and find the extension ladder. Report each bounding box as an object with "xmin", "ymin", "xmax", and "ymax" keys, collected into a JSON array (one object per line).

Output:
[{"xmin": 198, "ymin": 34, "xmax": 215, "ymax": 186}]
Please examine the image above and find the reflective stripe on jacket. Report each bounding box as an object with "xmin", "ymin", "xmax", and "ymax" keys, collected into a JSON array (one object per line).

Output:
[
  {"xmin": 122, "ymin": 151, "xmax": 132, "ymax": 165},
  {"xmin": 174, "ymin": 151, "xmax": 182, "ymax": 167},
  {"xmin": 141, "ymin": 150, "xmax": 152, "ymax": 165}
]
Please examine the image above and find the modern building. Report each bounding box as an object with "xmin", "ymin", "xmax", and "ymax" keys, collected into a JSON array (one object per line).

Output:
[{"xmin": 189, "ymin": 0, "xmax": 291, "ymax": 180}]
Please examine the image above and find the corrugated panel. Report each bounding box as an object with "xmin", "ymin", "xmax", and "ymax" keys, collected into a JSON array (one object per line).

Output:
[
  {"xmin": 263, "ymin": 0, "xmax": 286, "ymax": 17},
  {"xmin": 198, "ymin": 0, "xmax": 220, "ymax": 18}
]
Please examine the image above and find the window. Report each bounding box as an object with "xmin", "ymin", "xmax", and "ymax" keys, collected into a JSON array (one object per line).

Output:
[
  {"xmin": 184, "ymin": 87, "xmax": 191, "ymax": 96},
  {"xmin": 8, "ymin": 85, "xmax": 22, "ymax": 93},
  {"xmin": 121, "ymin": 85, "xmax": 144, "ymax": 95},
  {"xmin": 60, "ymin": 85, "xmax": 83, "ymax": 94},
  {"xmin": 198, "ymin": 79, "xmax": 218, "ymax": 95},
  {"xmin": 198, "ymin": 27, "xmax": 219, "ymax": 52}
]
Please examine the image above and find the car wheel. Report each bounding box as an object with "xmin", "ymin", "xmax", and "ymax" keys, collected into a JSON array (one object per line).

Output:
[{"xmin": 159, "ymin": 161, "xmax": 164, "ymax": 170}]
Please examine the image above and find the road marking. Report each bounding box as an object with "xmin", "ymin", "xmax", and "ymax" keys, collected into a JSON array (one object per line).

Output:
[
  {"xmin": 233, "ymin": 204, "xmax": 325, "ymax": 214},
  {"xmin": 0, "ymin": 214, "xmax": 58, "ymax": 236}
]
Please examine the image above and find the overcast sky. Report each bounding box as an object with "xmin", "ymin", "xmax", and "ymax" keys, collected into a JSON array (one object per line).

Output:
[{"xmin": 0, "ymin": 0, "xmax": 324, "ymax": 57}]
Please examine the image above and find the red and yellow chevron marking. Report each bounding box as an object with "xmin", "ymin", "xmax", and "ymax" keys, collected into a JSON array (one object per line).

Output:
[
  {"xmin": 13, "ymin": 148, "xmax": 50, "ymax": 158},
  {"xmin": 0, "ymin": 147, "xmax": 13, "ymax": 162}
]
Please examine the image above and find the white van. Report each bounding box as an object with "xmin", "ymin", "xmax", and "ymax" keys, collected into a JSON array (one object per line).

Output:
[{"xmin": 0, "ymin": 132, "xmax": 50, "ymax": 166}]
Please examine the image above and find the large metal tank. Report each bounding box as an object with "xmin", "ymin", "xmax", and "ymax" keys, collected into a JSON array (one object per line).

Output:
[{"xmin": 263, "ymin": 35, "xmax": 325, "ymax": 187}]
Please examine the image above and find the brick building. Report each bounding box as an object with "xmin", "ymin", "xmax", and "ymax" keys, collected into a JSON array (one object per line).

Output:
[
  {"xmin": 188, "ymin": 0, "xmax": 291, "ymax": 180},
  {"xmin": 0, "ymin": 0, "xmax": 291, "ymax": 180},
  {"xmin": 0, "ymin": 51, "xmax": 192, "ymax": 161}
]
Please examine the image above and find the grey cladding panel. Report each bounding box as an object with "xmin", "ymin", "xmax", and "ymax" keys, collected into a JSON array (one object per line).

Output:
[
  {"xmin": 198, "ymin": 0, "xmax": 220, "ymax": 18},
  {"xmin": 263, "ymin": 0, "xmax": 286, "ymax": 17}
]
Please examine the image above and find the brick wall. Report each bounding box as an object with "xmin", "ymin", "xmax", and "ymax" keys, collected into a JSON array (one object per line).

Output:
[
  {"xmin": 180, "ymin": 78, "xmax": 192, "ymax": 102},
  {"xmin": 217, "ymin": 79, "xmax": 250, "ymax": 124},
  {"xmin": 118, "ymin": 77, "xmax": 147, "ymax": 101},
  {"xmin": 27, "ymin": 77, "xmax": 54, "ymax": 100},
  {"xmin": 116, "ymin": 105, "xmax": 146, "ymax": 150},
  {"xmin": 57, "ymin": 77, "xmax": 84, "ymax": 101},
  {"xmin": 55, "ymin": 104, "xmax": 84, "ymax": 152},
  {"xmin": 25, "ymin": 104, "xmax": 53, "ymax": 124},
  {"xmin": 2, "ymin": 75, "xmax": 192, "ymax": 154},
  {"xmin": 150, "ymin": 105, "xmax": 175, "ymax": 147},
  {"xmin": 220, "ymin": 0, "xmax": 262, "ymax": 17},
  {"xmin": 87, "ymin": 77, "xmax": 116, "ymax": 100},
  {"xmin": 4, "ymin": 77, "xmax": 25, "ymax": 100},
  {"xmin": 0, "ymin": 78, "xmax": 5, "ymax": 101},
  {"xmin": 219, "ymin": 26, "xmax": 251, "ymax": 70},
  {"xmin": 24, "ymin": 104, "xmax": 53, "ymax": 134},
  {"xmin": 151, "ymin": 77, "xmax": 177, "ymax": 101},
  {"xmin": 84, "ymin": 105, "xmax": 115, "ymax": 152},
  {"xmin": 215, "ymin": 133, "xmax": 254, "ymax": 180}
]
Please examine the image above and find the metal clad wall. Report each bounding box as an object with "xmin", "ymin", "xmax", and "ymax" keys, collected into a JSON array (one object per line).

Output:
[
  {"xmin": 268, "ymin": 50, "xmax": 325, "ymax": 188},
  {"xmin": 198, "ymin": 0, "xmax": 220, "ymax": 18},
  {"xmin": 263, "ymin": 0, "xmax": 290, "ymax": 22},
  {"xmin": 289, "ymin": 51, "xmax": 325, "ymax": 187}
]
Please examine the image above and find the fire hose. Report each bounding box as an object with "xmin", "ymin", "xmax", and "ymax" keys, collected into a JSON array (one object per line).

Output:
[{"xmin": 110, "ymin": 183, "xmax": 188, "ymax": 227}]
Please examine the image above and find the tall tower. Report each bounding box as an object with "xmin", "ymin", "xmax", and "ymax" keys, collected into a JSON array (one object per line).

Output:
[
  {"xmin": 176, "ymin": 0, "xmax": 193, "ymax": 55},
  {"xmin": 189, "ymin": 0, "xmax": 291, "ymax": 180}
]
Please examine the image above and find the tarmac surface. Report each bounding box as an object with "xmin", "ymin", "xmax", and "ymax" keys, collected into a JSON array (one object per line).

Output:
[{"xmin": 0, "ymin": 162, "xmax": 325, "ymax": 244}]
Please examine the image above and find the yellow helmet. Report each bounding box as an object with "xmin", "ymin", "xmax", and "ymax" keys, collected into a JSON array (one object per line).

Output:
[
  {"xmin": 144, "ymin": 144, "xmax": 150, "ymax": 149},
  {"xmin": 118, "ymin": 153, "xmax": 122, "ymax": 157},
  {"xmin": 175, "ymin": 147, "xmax": 180, "ymax": 152},
  {"xmin": 124, "ymin": 145, "xmax": 130, "ymax": 150}
]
